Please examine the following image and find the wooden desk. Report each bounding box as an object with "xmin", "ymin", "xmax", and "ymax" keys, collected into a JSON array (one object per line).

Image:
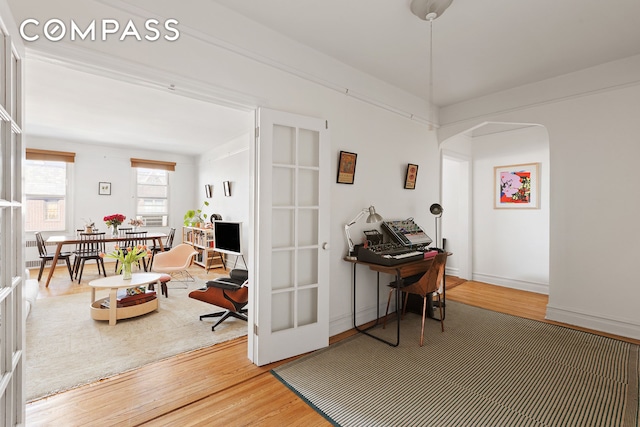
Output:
[
  {"xmin": 345, "ymin": 254, "xmax": 446, "ymax": 347},
  {"xmin": 44, "ymin": 232, "xmax": 167, "ymax": 287}
]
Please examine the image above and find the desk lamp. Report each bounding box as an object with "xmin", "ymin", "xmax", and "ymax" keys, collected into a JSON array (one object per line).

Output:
[
  {"xmin": 430, "ymin": 203, "xmax": 443, "ymax": 249},
  {"xmin": 344, "ymin": 206, "xmax": 383, "ymax": 258}
]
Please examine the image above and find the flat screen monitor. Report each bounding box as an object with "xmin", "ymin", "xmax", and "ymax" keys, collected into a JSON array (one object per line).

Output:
[{"xmin": 213, "ymin": 221, "xmax": 242, "ymax": 256}]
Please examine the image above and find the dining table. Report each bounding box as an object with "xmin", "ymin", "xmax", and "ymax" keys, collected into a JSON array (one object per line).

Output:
[{"xmin": 44, "ymin": 232, "xmax": 168, "ymax": 287}]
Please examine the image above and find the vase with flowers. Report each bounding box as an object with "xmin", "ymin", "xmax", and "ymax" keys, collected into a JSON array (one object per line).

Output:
[
  {"xmin": 128, "ymin": 218, "xmax": 145, "ymax": 231},
  {"xmin": 100, "ymin": 244, "xmax": 151, "ymax": 280},
  {"xmin": 104, "ymin": 214, "xmax": 126, "ymax": 237}
]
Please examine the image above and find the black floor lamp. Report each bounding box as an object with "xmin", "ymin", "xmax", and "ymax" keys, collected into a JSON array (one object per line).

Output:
[{"xmin": 429, "ymin": 203, "xmax": 443, "ymax": 249}]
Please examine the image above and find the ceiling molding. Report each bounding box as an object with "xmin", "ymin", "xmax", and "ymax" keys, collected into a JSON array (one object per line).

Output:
[
  {"xmin": 25, "ymin": 42, "xmax": 259, "ymax": 114},
  {"xmin": 440, "ymin": 78, "xmax": 640, "ymax": 130},
  {"xmin": 93, "ymin": 0, "xmax": 437, "ymax": 128}
]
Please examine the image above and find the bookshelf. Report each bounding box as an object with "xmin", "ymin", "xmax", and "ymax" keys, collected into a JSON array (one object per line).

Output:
[{"xmin": 182, "ymin": 226, "xmax": 225, "ymax": 270}]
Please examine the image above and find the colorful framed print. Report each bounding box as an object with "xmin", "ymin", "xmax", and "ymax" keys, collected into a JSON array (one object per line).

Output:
[
  {"xmin": 404, "ymin": 163, "xmax": 419, "ymax": 189},
  {"xmin": 337, "ymin": 151, "xmax": 357, "ymax": 184},
  {"xmin": 494, "ymin": 163, "xmax": 540, "ymax": 209}
]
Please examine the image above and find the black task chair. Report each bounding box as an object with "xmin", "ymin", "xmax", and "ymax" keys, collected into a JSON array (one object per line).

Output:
[
  {"xmin": 34, "ymin": 232, "xmax": 74, "ymax": 281},
  {"xmin": 383, "ymin": 252, "xmax": 447, "ymax": 346},
  {"xmin": 188, "ymin": 269, "xmax": 248, "ymax": 331}
]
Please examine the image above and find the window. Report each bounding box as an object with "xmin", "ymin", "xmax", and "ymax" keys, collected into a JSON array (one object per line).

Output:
[
  {"xmin": 24, "ymin": 160, "xmax": 69, "ymax": 232},
  {"xmin": 136, "ymin": 168, "xmax": 169, "ymax": 226}
]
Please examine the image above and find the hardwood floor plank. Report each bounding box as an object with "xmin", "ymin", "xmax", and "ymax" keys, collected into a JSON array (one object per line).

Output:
[{"xmin": 26, "ymin": 273, "xmax": 639, "ymax": 425}]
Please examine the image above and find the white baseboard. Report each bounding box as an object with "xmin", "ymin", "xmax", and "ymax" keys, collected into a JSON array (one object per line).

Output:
[
  {"xmin": 472, "ymin": 273, "xmax": 549, "ymax": 295},
  {"xmin": 546, "ymin": 304, "xmax": 640, "ymax": 341},
  {"xmin": 445, "ymin": 267, "xmax": 459, "ymax": 277},
  {"xmin": 330, "ymin": 303, "xmax": 390, "ymax": 337}
]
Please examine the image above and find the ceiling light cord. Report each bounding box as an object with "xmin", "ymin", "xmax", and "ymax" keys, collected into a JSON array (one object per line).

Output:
[{"xmin": 428, "ymin": 16, "xmax": 434, "ymax": 131}]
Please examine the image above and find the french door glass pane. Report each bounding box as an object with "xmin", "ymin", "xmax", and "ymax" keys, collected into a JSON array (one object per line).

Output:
[
  {"xmin": 272, "ymin": 292, "xmax": 294, "ymax": 332},
  {"xmin": 298, "ymin": 288, "xmax": 318, "ymax": 326},
  {"xmin": 272, "ymin": 125, "xmax": 295, "ymax": 165},
  {"xmin": 297, "ymin": 169, "xmax": 318, "ymax": 206},
  {"xmin": 272, "ymin": 167, "xmax": 294, "ymax": 206},
  {"xmin": 297, "ymin": 209, "xmax": 318, "ymax": 247},
  {"xmin": 298, "ymin": 129, "xmax": 319, "ymax": 167},
  {"xmin": 272, "ymin": 209, "xmax": 293, "ymax": 248},
  {"xmin": 271, "ymin": 250, "xmax": 293, "ymax": 291}
]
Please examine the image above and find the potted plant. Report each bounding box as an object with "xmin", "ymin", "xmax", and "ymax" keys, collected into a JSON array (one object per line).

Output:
[{"xmin": 184, "ymin": 201, "xmax": 210, "ymax": 227}]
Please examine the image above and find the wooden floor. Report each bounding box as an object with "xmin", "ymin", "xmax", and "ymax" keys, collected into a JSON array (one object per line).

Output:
[{"xmin": 25, "ymin": 266, "xmax": 639, "ymax": 426}]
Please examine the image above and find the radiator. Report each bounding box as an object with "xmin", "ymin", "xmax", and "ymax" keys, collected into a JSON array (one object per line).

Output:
[{"xmin": 26, "ymin": 239, "xmax": 69, "ymax": 269}]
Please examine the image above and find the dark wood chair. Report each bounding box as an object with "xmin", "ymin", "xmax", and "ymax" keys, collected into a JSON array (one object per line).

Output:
[
  {"xmin": 116, "ymin": 231, "xmax": 149, "ymax": 272},
  {"xmin": 73, "ymin": 232, "xmax": 107, "ymax": 283},
  {"xmin": 383, "ymin": 252, "xmax": 448, "ymax": 346},
  {"xmin": 34, "ymin": 232, "xmax": 74, "ymax": 281}
]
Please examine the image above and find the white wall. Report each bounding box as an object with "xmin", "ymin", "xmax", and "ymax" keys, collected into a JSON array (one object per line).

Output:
[
  {"xmin": 439, "ymin": 55, "xmax": 640, "ymax": 339},
  {"xmin": 198, "ymin": 131, "xmax": 252, "ymax": 265},
  {"xmin": 18, "ymin": 4, "xmax": 441, "ymax": 336},
  {"xmin": 25, "ymin": 136, "xmax": 197, "ymax": 253},
  {"xmin": 472, "ymin": 127, "xmax": 550, "ymax": 293}
]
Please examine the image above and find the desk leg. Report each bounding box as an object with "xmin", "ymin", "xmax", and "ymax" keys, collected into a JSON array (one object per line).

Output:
[
  {"xmin": 45, "ymin": 243, "xmax": 63, "ymax": 287},
  {"xmin": 352, "ymin": 263, "xmax": 400, "ymax": 347}
]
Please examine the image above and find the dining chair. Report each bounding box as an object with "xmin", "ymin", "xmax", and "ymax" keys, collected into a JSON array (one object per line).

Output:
[
  {"xmin": 151, "ymin": 243, "xmax": 198, "ymax": 284},
  {"xmin": 117, "ymin": 227, "xmax": 132, "ymax": 237},
  {"xmin": 110, "ymin": 227, "xmax": 132, "ymax": 272},
  {"xmin": 383, "ymin": 252, "xmax": 448, "ymax": 346},
  {"xmin": 149, "ymin": 227, "xmax": 175, "ymax": 270},
  {"xmin": 116, "ymin": 231, "xmax": 149, "ymax": 272},
  {"xmin": 34, "ymin": 231, "xmax": 74, "ymax": 281},
  {"xmin": 74, "ymin": 232, "xmax": 107, "ymax": 283}
]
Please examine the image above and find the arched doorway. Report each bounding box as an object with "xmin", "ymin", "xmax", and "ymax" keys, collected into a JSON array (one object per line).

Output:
[{"xmin": 440, "ymin": 122, "xmax": 550, "ymax": 294}]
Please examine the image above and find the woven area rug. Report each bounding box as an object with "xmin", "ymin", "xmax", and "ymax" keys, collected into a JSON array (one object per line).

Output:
[
  {"xmin": 273, "ymin": 301, "xmax": 639, "ymax": 427},
  {"xmin": 26, "ymin": 278, "xmax": 247, "ymax": 402}
]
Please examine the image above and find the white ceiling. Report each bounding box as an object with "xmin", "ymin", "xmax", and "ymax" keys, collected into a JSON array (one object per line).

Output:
[
  {"xmin": 24, "ymin": 60, "xmax": 254, "ymax": 155},
  {"xmin": 212, "ymin": 0, "xmax": 640, "ymax": 106},
  {"xmin": 12, "ymin": 0, "xmax": 640, "ymax": 153}
]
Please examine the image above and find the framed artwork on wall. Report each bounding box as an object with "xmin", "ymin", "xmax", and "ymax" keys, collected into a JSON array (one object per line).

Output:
[
  {"xmin": 494, "ymin": 163, "xmax": 540, "ymax": 209},
  {"xmin": 98, "ymin": 182, "xmax": 111, "ymax": 195},
  {"xmin": 404, "ymin": 163, "xmax": 419, "ymax": 189},
  {"xmin": 336, "ymin": 151, "xmax": 357, "ymax": 184}
]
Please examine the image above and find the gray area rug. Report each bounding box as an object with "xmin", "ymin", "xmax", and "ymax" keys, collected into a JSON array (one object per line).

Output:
[
  {"xmin": 273, "ymin": 301, "xmax": 639, "ymax": 427},
  {"xmin": 26, "ymin": 279, "xmax": 247, "ymax": 402}
]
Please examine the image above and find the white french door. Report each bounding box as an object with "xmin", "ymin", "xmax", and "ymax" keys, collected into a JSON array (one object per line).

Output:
[
  {"xmin": 250, "ymin": 108, "xmax": 330, "ymax": 366},
  {"xmin": 0, "ymin": 7, "xmax": 26, "ymax": 424}
]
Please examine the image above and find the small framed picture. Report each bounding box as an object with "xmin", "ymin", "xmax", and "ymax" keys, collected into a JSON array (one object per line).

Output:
[
  {"xmin": 98, "ymin": 182, "xmax": 111, "ymax": 195},
  {"xmin": 404, "ymin": 164, "xmax": 419, "ymax": 189},
  {"xmin": 337, "ymin": 151, "xmax": 357, "ymax": 184},
  {"xmin": 494, "ymin": 163, "xmax": 540, "ymax": 209}
]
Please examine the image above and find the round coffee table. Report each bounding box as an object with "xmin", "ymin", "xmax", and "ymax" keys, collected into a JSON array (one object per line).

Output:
[{"xmin": 89, "ymin": 273, "xmax": 162, "ymax": 325}]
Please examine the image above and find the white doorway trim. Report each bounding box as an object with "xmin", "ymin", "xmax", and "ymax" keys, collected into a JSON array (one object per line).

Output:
[{"xmin": 441, "ymin": 150, "xmax": 472, "ymax": 280}]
